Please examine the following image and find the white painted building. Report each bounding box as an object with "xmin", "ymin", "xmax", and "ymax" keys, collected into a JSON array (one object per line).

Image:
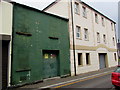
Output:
[
  {"xmin": 43, "ymin": 0, "xmax": 118, "ymax": 76},
  {"xmin": 0, "ymin": 1, "xmax": 13, "ymax": 89}
]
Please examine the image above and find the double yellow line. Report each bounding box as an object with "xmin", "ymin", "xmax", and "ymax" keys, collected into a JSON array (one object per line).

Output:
[{"xmin": 53, "ymin": 72, "xmax": 111, "ymax": 88}]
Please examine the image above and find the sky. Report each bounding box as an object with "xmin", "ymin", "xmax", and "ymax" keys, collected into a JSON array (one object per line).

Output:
[{"xmin": 11, "ymin": 0, "xmax": 119, "ymax": 39}]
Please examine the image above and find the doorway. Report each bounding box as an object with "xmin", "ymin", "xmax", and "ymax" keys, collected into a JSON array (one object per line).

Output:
[
  {"xmin": 2, "ymin": 41, "xmax": 9, "ymax": 89},
  {"xmin": 43, "ymin": 50, "xmax": 59, "ymax": 79},
  {"xmin": 99, "ymin": 53, "xmax": 107, "ymax": 69}
]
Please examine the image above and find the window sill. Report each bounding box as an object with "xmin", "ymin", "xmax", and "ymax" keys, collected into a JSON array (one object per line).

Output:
[
  {"xmin": 83, "ymin": 16, "xmax": 87, "ymax": 19},
  {"xmin": 86, "ymin": 64, "xmax": 91, "ymax": 66},
  {"xmin": 85, "ymin": 39, "xmax": 89, "ymax": 41},
  {"xmin": 75, "ymin": 12, "xmax": 80, "ymax": 15},
  {"xmin": 76, "ymin": 38, "xmax": 82, "ymax": 40},
  {"xmin": 102, "ymin": 25, "xmax": 105, "ymax": 27},
  {"xmin": 78, "ymin": 65, "xmax": 83, "ymax": 67}
]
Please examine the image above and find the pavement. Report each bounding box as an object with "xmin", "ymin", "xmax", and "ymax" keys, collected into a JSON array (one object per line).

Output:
[{"xmin": 14, "ymin": 66, "xmax": 117, "ymax": 89}]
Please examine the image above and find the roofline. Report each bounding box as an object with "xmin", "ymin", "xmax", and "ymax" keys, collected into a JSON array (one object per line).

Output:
[
  {"xmin": 81, "ymin": 1, "xmax": 116, "ymax": 24},
  {"xmin": 2, "ymin": 0, "xmax": 68, "ymax": 21},
  {"xmin": 43, "ymin": 0, "xmax": 61, "ymax": 11},
  {"xmin": 43, "ymin": 0, "xmax": 116, "ymax": 24}
]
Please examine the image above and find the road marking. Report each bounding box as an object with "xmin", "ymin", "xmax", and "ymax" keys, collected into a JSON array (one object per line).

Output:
[
  {"xmin": 39, "ymin": 70, "xmax": 112, "ymax": 89},
  {"xmin": 54, "ymin": 72, "xmax": 111, "ymax": 88}
]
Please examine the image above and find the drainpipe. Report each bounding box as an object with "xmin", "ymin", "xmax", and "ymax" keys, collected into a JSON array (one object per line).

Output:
[{"xmin": 70, "ymin": 0, "xmax": 77, "ymax": 76}]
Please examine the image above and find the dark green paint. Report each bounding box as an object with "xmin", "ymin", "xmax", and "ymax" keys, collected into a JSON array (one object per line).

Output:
[
  {"xmin": 43, "ymin": 50, "xmax": 59, "ymax": 79},
  {"xmin": 11, "ymin": 3, "xmax": 70, "ymax": 85}
]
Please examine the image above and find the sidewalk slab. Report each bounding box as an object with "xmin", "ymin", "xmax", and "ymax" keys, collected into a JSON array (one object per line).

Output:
[{"xmin": 15, "ymin": 67, "xmax": 117, "ymax": 89}]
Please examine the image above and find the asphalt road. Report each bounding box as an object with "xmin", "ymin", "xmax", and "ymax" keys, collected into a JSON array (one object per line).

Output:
[
  {"xmin": 56, "ymin": 73, "xmax": 115, "ymax": 89},
  {"xmin": 18, "ymin": 67, "xmax": 117, "ymax": 89}
]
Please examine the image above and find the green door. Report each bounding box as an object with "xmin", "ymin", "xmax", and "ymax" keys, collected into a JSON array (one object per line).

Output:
[{"xmin": 43, "ymin": 50, "xmax": 58, "ymax": 79}]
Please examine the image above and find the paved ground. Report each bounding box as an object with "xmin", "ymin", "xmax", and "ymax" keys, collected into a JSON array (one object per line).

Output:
[
  {"xmin": 60, "ymin": 73, "xmax": 112, "ymax": 88},
  {"xmin": 14, "ymin": 66, "xmax": 117, "ymax": 90}
]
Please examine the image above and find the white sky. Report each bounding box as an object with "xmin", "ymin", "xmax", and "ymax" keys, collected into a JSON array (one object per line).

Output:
[
  {"xmin": 11, "ymin": 0, "xmax": 118, "ymax": 21},
  {"xmin": 11, "ymin": 0, "xmax": 119, "ymax": 38}
]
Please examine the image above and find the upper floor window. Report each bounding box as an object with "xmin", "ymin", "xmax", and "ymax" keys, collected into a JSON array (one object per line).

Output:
[
  {"xmin": 103, "ymin": 34, "xmax": 106, "ymax": 44},
  {"xmin": 111, "ymin": 23, "xmax": 114, "ymax": 31},
  {"xmin": 97, "ymin": 32, "xmax": 100, "ymax": 43},
  {"xmin": 95, "ymin": 13, "xmax": 98, "ymax": 23},
  {"xmin": 82, "ymin": 6, "xmax": 87, "ymax": 18},
  {"xmin": 84, "ymin": 28, "xmax": 89, "ymax": 40},
  {"xmin": 102, "ymin": 17, "xmax": 105, "ymax": 26},
  {"xmin": 76, "ymin": 26, "xmax": 81, "ymax": 39},
  {"xmin": 113, "ymin": 37, "xmax": 115, "ymax": 46},
  {"xmin": 74, "ymin": 2, "xmax": 79, "ymax": 14}
]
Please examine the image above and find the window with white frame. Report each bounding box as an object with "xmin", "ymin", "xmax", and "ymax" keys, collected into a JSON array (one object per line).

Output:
[
  {"xmin": 76, "ymin": 26, "xmax": 81, "ymax": 39},
  {"xmin": 95, "ymin": 13, "xmax": 98, "ymax": 23},
  {"xmin": 97, "ymin": 32, "xmax": 100, "ymax": 43},
  {"xmin": 102, "ymin": 17, "xmax": 105, "ymax": 26},
  {"xmin": 84, "ymin": 28, "xmax": 89, "ymax": 40},
  {"xmin": 74, "ymin": 2, "xmax": 79, "ymax": 14},
  {"xmin": 103, "ymin": 34, "xmax": 106, "ymax": 44},
  {"xmin": 82, "ymin": 6, "xmax": 87, "ymax": 18}
]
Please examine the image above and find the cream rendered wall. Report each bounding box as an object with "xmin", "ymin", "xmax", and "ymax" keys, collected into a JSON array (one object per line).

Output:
[
  {"xmin": 44, "ymin": 0, "xmax": 69, "ymax": 18},
  {"xmin": 45, "ymin": 0, "xmax": 118, "ymax": 76},
  {"xmin": 0, "ymin": 1, "xmax": 13, "ymax": 35},
  {"xmin": 0, "ymin": 1, "xmax": 13, "ymax": 86},
  {"xmin": 71, "ymin": 0, "xmax": 118, "ymax": 75},
  {"xmin": 75, "ymin": 50, "xmax": 99, "ymax": 74},
  {"xmin": 72, "ymin": 1, "xmax": 95, "ymax": 47},
  {"xmin": 0, "ymin": 2, "xmax": 1, "ymax": 33},
  {"xmin": 71, "ymin": 1, "xmax": 100, "ymax": 75},
  {"xmin": 92, "ymin": 10, "xmax": 118, "ymax": 68}
]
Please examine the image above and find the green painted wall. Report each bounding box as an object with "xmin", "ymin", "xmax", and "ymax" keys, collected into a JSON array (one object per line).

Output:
[{"xmin": 11, "ymin": 3, "xmax": 70, "ymax": 85}]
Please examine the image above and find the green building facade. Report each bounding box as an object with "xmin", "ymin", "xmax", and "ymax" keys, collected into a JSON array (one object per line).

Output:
[{"xmin": 11, "ymin": 3, "xmax": 70, "ymax": 85}]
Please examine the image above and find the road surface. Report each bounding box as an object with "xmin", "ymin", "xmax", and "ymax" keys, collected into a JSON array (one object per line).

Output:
[{"xmin": 50, "ymin": 73, "xmax": 117, "ymax": 90}]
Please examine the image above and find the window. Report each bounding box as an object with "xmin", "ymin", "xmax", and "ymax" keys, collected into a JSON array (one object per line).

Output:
[
  {"xmin": 76, "ymin": 26, "xmax": 81, "ymax": 39},
  {"xmin": 95, "ymin": 13, "xmax": 98, "ymax": 23},
  {"xmin": 114, "ymin": 53, "xmax": 117, "ymax": 61},
  {"xmin": 84, "ymin": 28, "xmax": 89, "ymax": 40},
  {"xmin": 82, "ymin": 6, "xmax": 87, "ymax": 18},
  {"xmin": 102, "ymin": 17, "xmax": 105, "ymax": 26},
  {"xmin": 103, "ymin": 34, "xmax": 106, "ymax": 44},
  {"xmin": 74, "ymin": 2, "xmax": 79, "ymax": 14},
  {"xmin": 113, "ymin": 37, "xmax": 115, "ymax": 46},
  {"xmin": 97, "ymin": 32, "xmax": 100, "ymax": 43},
  {"xmin": 78, "ymin": 53, "xmax": 82, "ymax": 65},
  {"xmin": 86, "ymin": 53, "xmax": 90, "ymax": 65},
  {"xmin": 111, "ymin": 23, "xmax": 113, "ymax": 31}
]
